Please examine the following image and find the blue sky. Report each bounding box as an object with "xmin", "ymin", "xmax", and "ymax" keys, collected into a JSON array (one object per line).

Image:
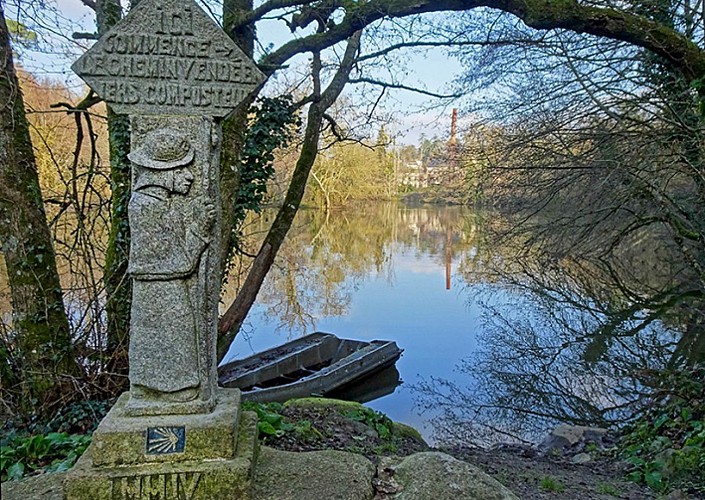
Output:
[{"xmin": 12, "ymin": 0, "xmax": 464, "ymax": 144}]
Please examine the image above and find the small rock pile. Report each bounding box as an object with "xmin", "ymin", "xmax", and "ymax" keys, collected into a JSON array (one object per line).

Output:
[{"xmin": 538, "ymin": 424, "xmax": 617, "ymax": 464}]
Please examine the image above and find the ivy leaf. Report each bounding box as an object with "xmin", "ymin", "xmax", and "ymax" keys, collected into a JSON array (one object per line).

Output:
[
  {"xmin": 261, "ymin": 412, "xmax": 282, "ymax": 426},
  {"xmin": 7, "ymin": 461, "xmax": 25, "ymax": 480},
  {"xmin": 653, "ymin": 414, "xmax": 669, "ymax": 430},
  {"xmin": 644, "ymin": 470, "xmax": 663, "ymax": 491},
  {"xmin": 258, "ymin": 421, "xmax": 278, "ymax": 436}
]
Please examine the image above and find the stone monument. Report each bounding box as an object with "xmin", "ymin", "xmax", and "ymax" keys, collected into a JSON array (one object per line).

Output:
[{"xmin": 65, "ymin": 0, "xmax": 265, "ymax": 497}]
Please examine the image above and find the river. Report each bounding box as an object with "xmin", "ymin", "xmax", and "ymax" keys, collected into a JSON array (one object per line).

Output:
[
  {"xmin": 1, "ymin": 200, "xmax": 698, "ymax": 444},
  {"xmin": 221, "ymin": 202, "xmax": 703, "ymax": 444}
]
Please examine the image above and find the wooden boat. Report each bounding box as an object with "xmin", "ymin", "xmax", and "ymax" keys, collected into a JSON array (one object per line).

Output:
[{"xmin": 217, "ymin": 332, "xmax": 403, "ymax": 403}]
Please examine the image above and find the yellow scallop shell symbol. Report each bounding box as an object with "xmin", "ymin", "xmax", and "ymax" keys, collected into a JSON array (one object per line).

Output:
[{"xmin": 147, "ymin": 427, "xmax": 181, "ymax": 454}]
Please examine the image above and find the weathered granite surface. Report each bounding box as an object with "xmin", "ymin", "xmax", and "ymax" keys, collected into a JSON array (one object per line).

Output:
[
  {"xmin": 3, "ymin": 446, "xmax": 524, "ymax": 500},
  {"xmin": 72, "ymin": 0, "xmax": 265, "ymax": 418},
  {"xmin": 71, "ymin": 0, "xmax": 265, "ymax": 117},
  {"xmin": 252, "ymin": 447, "xmax": 376, "ymax": 500},
  {"xmin": 124, "ymin": 115, "xmax": 221, "ymax": 417},
  {"xmin": 90, "ymin": 390, "xmax": 242, "ymax": 467},
  {"xmin": 538, "ymin": 424, "xmax": 611, "ymax": 455},
  {"xmin": 381, "ymin": 452, "xmax": 519, "ymax": 500},
  {"xmin": 65, "ymin": 447, "xmax": 253, "ymax": 500},
  {"xmin": 58, "ymin": 0, "xmax": 268, "ymax": 496},
  {"xmin": 1, "ymin": 471, "xmax": 66, "ymax": 500},
  {"xmin": 63, "ymin": 396, "xmax": 259, "ymax": 500}
]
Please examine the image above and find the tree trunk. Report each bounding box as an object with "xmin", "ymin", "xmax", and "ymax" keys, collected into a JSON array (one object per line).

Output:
[
  {"xmin": 98, "ymin": 0, "xmax": 132, "ymax": 381},
  {"xmin": 217, "ymin": 105, "xmax": 323, "ymax": 360},
  {"xmin": 219, "ymin": 0, "xmax": 257, "ymax": 275},
  {"xmin": 217, "ymin": 31, "xmax": 362, "ymax": 360},
  {"xmin": 103, "ymin": 109, "xmax": 131, "ymax": 380},
  {"xmin": 0, "ymin": 7, "xmax": 79, "ymax": 414}
]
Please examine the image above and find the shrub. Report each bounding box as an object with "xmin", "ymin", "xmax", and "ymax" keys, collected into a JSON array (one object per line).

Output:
[{"xmin": 619, "ymin": 365, "xmax": 705, "ymax": 494}]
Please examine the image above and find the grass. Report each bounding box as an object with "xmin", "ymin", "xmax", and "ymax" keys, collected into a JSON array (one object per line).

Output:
[
  {"xmin": 619, "ymin": 366, "xmax": 705, "ymax": 495},
  {"xmin": 539, "ymin": 476, "xmax": 566, "ymax": 493},
  {"xmin": 597, "ymin": 482, "xmax": 619, "ymax": 496}
]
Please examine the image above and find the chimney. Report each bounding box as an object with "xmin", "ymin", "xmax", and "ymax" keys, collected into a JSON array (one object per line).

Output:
[{"xmin": 449, "ymin": 108, "xmax": 457, "ymax": 147}]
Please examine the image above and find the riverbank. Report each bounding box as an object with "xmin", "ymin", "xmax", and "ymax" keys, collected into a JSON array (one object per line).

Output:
[
  {"xmin": 1, "ymin": 397, "xmax": 673, "ymax": 499},
  {"xmin": 247, "ymin": 398, "xmax": 661, "ymax": 499}
]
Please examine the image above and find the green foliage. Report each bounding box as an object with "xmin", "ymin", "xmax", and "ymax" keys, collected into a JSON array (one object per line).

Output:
[
  {"xmin": 308, "ymin": 140, "xmax": 397, "ymax": 207},
  {"xmin": 584, "ymin": 442, "xmax": 599, "ymax": 453},
  {"xmin": 290, "ymin": 419, "xmax": 324, "ymax": 442},
  {"xmin": 619, "ymin": 366, "xmax": 705, "ymax": 494},
  {"xmin": 539, "ymin": 476, "xmax": 566, "ymax": 493},
  {"xmin": 242, "ymin": 401, "xmax": 294, "ymax": 439},
  {"xmin": 372, "ymin": 441, "xmax": 398, "ymax": 454},
  {"xmin": 224, "ymin": 96, "xmax": 300, "ymax": 271},
  {"xmin": 597, "ymin": 482, "xmax": 619, "ymax": 496},
  {"xmin": 0, "ymin": 398, "xmax": 109, "ymax": 482},
  {"xmin": 45, "ymin": 399, "xmax": 112, "ymax": 434},
  {"xmin": 6, "ymin": 19, "xmax": 38, "ymax": 49},
  {"xmin": 243, "ymin": 400, "xmax": 404, "ymax": 449},
  {"xmin": 0, "ymin": 431, "xmax": 90, "ymax": 481},
  {"xmin": 242, "ymin": 401, "xmax": 325, "ymax": 443},
  {"xmin": 232, "ymin": 96, "xmax": 300, "ymax": 226},
  {"xmin": 344, "ymin": 407, "xmax": 394, "ymax": 440}
]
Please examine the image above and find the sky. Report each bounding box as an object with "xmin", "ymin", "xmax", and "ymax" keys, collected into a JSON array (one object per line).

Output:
[{"xmin": 9, "ymin": 0, "xmax": 466, "ymax": 145}]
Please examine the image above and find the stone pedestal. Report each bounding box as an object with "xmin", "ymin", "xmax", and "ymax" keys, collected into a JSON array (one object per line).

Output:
[{"xmin": 64, "ymin": 389, "xmax": 258, "ymax": 500}]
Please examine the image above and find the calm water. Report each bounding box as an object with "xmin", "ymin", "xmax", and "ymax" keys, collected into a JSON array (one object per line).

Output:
[
  {"xmin": 1, "ymin": 197, "xmax": 695, "ymax": 444},
  {"xmin": 222, "ymin": 203, "xmax": 697, "ymax": 444},
  {"xmin": 224, "ymin": 218, "xmax": 483, "ymax": 438}
]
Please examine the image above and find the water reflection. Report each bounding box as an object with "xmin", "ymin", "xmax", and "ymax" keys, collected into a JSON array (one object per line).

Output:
[
  {"xmin": 223, "ymin": 203, "xmax": 479, "ymax": 338},
  {"xmin": 224, "ymin": 203, "xmax": 483, "ymax": 438},
  {"xmin": 226, "ymin": 202, "xmax": 704, "ymax": 445},
  {"xmin": 413, "ymin": 286, "xmax": 681, "ymax": 445},
  {"xmin": 328, "ymin": 366, "xmax": 402, "ymax": 404},
  {"xmin": 415, "ymin": 226, "xmax": 705, "ymax": 445}
]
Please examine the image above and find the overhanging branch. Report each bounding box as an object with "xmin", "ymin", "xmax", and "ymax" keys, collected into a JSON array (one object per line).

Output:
[
  {"xmin": 348, "ymin": 77, "xmax": 461, "ymax": 99},
  {"xmin": 257, "ymin": 0, "xmax": 705, "ymax": 83}
]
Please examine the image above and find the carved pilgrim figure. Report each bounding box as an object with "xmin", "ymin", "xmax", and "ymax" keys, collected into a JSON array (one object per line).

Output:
[{"xmin": 126, "ymin": 128, "xmax": 215, "ymax": 408}]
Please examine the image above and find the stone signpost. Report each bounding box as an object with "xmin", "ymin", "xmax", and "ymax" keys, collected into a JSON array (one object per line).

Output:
[{"xmin": 65, "ymin": 0, "xmax": 265, "ymax": 497}]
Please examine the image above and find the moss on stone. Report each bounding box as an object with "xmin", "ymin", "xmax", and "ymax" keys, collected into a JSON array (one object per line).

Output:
[
  {"xmin": 283, "ymin": 397, "xmax": 366, "ymax": 413},
  {"xmin": 393, "ymin": 422, "xmax": 426, "ymax": 444},
  {"xmin": 281, "ymin": 397, "xmax": 428, "ymax": 448}
]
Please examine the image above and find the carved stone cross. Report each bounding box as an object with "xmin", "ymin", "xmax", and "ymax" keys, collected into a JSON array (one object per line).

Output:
[{"xmin": 73, "ymin": 0, "xmax": 265, "ymax": 416}]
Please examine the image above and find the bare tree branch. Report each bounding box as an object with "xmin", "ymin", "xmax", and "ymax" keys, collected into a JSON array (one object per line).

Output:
[
  {"xmin": 217, "ymin": 30, "xmax": 363, "ymax": 357},
  {"xmin": 80, "ymin": 0, "xmax": 97, "ymax": 11},
  {"xmin": 348, "ymin": 77, "xmax": 461, "ymax": 99},
  {"xmin": 258, "ymin": 0, "xmax": 705, "ymax": 83},
  {"xmin": 72, "ymin": 31, "xmax": 99, "ymax": 40}
]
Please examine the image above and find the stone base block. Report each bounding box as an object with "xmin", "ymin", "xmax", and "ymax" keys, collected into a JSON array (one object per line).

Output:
[
  {"xmin": 64, "ymin": 389, "xmax": 259, "ymax": 500},
  {"xmin": 65, "ymin": 447, "xmax": 253, "ymax": 500},
  {"xmin": 124, "ymin": 393, "xmax": 216, "ymax": 418},
  {"xmin": 91, "ymin": 389, "xmax": 242, "ymax": 467}
]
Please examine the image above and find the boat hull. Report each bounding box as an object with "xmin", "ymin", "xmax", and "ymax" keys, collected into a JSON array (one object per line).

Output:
[{"xmin": 218, "ymin": 333, "xmax": 403, "ymax": 403}]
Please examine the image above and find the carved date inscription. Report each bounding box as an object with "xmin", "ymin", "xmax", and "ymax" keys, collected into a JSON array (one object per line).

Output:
[
  {"xmin": 72, "ymin": 0, "xmax": 264, "ymax": 116},
  {"xmin": 111, "ymin": 472, "xmax": 202, "ymax": 500}
]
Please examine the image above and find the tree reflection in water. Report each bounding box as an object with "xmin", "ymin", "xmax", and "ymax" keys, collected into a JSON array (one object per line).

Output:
[
  {"xmin": 224, "ymin": 203, "xmax": 476, "ymax": 338},
  {"xmin": 224, "ymin": 203, "xmax": 703, "ymax": 444},
  {"xmin": 413, "ymin": 219, "xmax": 705, "ymax": 446}
]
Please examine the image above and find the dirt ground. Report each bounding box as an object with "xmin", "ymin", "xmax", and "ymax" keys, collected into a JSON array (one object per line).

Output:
[
  {"xmin": 264, "ymin": 402, "xmax": 696, "ymax": 500},
  {"xmin": 446, "ymin": 445, "xmax": 664, "ymax": 500},
  {"xmin": 263, "ymin": 401, "xmax": 429, "ymax": 458}
]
